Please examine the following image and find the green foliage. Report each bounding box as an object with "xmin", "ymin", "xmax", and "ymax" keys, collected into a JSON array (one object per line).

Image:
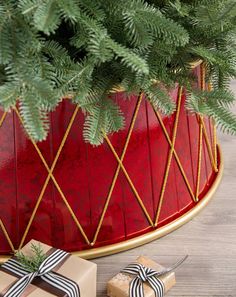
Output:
[
  {"xmin": 16, "ymin": 243, "xmax": 47, "ymax": 272},
  {"xmin": 0, "ymin": 0, "xmax": 235, "ymax": 144},
  {"xmin": 0, "ymin": 82, "xmax": 19, "ymax": 110},
  {"xmin": 19, "ymin": 90, "xmax": 50, "ymax": 141},
  {"xmin": 121, "ymin": 0, "xmax": 189, "ymax": 47},
  {"xmin": 83, "ymin": 97, "xmax": 124, "ymax": 145},
  {"xmin": 145, "ymin": 83, "xmax": 176, "ymax": 114},
  {"xmin": 187, "ymin": 89, "xmax": 236, "ymax": 134}
]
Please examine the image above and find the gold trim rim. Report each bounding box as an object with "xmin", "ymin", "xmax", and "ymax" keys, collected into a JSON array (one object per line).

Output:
[{"xmin": 0, "ymin": 143, "xmax": 223, "ymax": 262}]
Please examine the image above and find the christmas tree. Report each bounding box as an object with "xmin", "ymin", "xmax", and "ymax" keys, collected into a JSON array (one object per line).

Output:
[{"xmin": 0, "ymin": 0, "xmax": 235, "ymax": 144}]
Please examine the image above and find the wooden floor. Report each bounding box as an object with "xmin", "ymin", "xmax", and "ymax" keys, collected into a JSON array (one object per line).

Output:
[{"xmin": 93, "ymin": 81, "xmax": 236, "ymax": 297}]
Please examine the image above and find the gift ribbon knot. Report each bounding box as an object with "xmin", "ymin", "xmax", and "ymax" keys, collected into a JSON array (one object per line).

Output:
[
  {"xmin": 122, "ymin": 263, "xmax": 165, "ymax": 297},
  {"xmin": 122, "ymin": 256, "xmax": 188, "ymax": 297},
  {"xmin": 1, "ymin": 248, "xmax": 80, "ymax": 297}
]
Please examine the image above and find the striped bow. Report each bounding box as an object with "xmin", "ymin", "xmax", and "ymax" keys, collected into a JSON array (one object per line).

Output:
[
  {"xmin": 1, "ymin": 249, "xmax": 80, "ymax": 297},
  {"xmin": 122, "ymin": 256, "xmax": 188, "ymax": 297}
]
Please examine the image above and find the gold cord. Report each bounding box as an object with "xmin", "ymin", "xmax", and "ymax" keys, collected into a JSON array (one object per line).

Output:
[
  {"xmin": 200, "ymin": 117, "xmax": 218, "ymax": 172},
  {"xmin": 0, "ymin": 112, "xmax": 7, "ymax": 128},
  {"xmin": 154, "ymin": 86, "xmax": 183, "ymax": 226},
  {"xmin": 15, "ymin": 106, "xmax": 90, "ymax": 248},
  {"xmin": 208, "ymin": 83, "xmax": 218, "ymax": 169},
  {"xmin": 213, "ymin": 124, "xmax": 218, "ymax": 168},
  {"xmin": 196, "ymin": 116, "xmax": 203, "ymax": 200},
  {"xmin": 0, "ymin": 219, "xmax": 15, "ymax": 253},
  {"xmin": 153, "ymin": 108, "xmax": 197, "ymax": 203},
  {"xmin": 92, "ymin": 93, "xmax": 154, "ymax": 246},
  {"xmin": 104, "ymin": 134, "xmax": 154, "ymax": 225},
  {"xmin": 199, "ymin": 64, "xmax": 218, "ymax": 172}
]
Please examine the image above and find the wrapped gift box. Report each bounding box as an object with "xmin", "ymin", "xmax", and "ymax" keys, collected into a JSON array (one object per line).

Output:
[
  {"xmin": 107, "ymin": 256, "xmax": 176, "ymax": 297},
  {"xmin": 0, "ymin": 240, "xmax": 97, "ymax": 297}
]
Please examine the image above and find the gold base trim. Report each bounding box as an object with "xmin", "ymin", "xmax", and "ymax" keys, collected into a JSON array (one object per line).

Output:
[{"xmin": 0, "ymin": 144, "xmax": 223, "ymax": 262}]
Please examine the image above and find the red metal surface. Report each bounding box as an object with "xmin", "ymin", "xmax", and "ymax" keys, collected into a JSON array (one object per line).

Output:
[{"xmin": 0, "ymin": 66, "xmax": 217, "ymax": 254}]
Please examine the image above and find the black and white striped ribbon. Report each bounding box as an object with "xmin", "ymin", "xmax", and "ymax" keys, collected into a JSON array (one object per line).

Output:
[
  {"xmin": 122, "ymin": 256, "xmax": 188, "ymax": 297},
  {"xmin": 1, "ymin": 249, "xmax": 80, "ymax": 297}
]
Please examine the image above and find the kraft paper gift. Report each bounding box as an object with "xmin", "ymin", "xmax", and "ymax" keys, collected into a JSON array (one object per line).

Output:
[
  {"xmin": 107, "ymin": 256, "xmax": 176, "ymax": 297},
  {"xmin": 0, "ymin": 240, "xmax": 96, "ymax": 297}
]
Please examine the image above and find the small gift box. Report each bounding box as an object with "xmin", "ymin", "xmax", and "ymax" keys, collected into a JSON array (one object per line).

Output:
[
  {"xmin": 0, "ymin": 240, "xmax": 97, "ymax": 297},
  {"xmin": 107, "ymin": 256, "xmax": 187, "ymax": 297}
]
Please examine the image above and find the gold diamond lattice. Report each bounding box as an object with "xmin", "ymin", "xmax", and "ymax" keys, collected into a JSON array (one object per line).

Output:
[{"xmin": 0, "ymin": 65, "xmax": 218, "ymax": 253}]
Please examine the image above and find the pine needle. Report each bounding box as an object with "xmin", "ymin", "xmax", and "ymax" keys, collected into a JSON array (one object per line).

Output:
[{"xmin": 16, "ymin": 243, "xmax": 47, "ymax": 272}]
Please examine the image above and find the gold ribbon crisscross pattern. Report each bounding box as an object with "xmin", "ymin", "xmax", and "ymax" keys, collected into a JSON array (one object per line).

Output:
[{"xmin": 0, "ymin": 67, "xmax": 218, "ymax": 253}]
